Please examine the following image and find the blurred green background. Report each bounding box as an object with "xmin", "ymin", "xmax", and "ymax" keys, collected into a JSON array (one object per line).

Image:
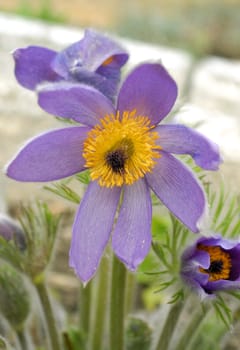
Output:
[{"xmin": 0, "ymin": 0, "xmax": 239, "ymax": 58}]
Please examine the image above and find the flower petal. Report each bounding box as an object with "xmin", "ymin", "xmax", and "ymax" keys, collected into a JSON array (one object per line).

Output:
[
  {"xmin": 182, "ymin": 246, "xmax": 210, "ymax": 270},
  {"xmin": 63, "ymin": 69, "xmax": 119, "ymax": 102},
  {"xmin": 181, "ymin": 270, "xmax": 212, "ymax": 299},
  {"xmin": 52, "ymin": 28, "xmax": 128, "ymax": 77},
  {"xmin": 38, "ymin": 82, "xmax": 115, "ymax": 127},
  {"xmin": 6, "ymin": 126, "xmax": 90, "ymax": 181},
  {"xmin": 83, "ymin": 28, "xmax": 129, "ymax": 71},
  {"xmin": 229, "ymin": 245, "xmax": 240, "ymax": 280},
  {"xmin": 155, "ymin": 124, "xmax": 222, "ymax": 170},
  {"xmin": 117, "ymin": 63, "xmax": 177, "ymax": 125},
  {"xmin": 146, "ymin": 151, "xmax": 207, "ymax": 232},
  {"xmin": 112, "ymin": 179, "xmax": 152, "ymax": 270},
  {"xmin": 205, "ymin": 280, "xmax": 240, "ymax": 293},
  {"xmin": 13, "ymin": 46, "xmax": 59, "ymax": 90},
  {"xmin": 197, "ymin": 236, "xmax": 238, "ymax": 250},
  {"xmin": 69, "ymin": 181, "xmax": 121, "ymax": 283}
]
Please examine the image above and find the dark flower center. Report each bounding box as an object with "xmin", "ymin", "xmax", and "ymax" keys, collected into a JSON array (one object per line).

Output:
[
  {"xmin": 105, "ymin": 149, "xmax": 127, "ymax": 173},
  {"xmin": 206, "ymin": 260, "xmax": 223, "ymax": 274},
  {"xmin": 105, "ymin": 138, "xmax": 134, "ymax": 174}
]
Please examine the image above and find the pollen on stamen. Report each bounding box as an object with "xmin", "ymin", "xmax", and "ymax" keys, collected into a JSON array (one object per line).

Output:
[{"xmin": 83, "ymin": 110, "xmax": 161, "ymax": 188}]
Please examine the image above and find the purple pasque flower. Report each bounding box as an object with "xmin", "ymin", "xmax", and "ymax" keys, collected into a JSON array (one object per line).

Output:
[
  {"xmin": 13, "ymin": 28, "xmax": 129, "ymax": 101},
  {"xmin": 6, "ymin": 63, "xmax": 221, "ymax": 283},
  {"xmin": 0, "ymin": 214, "xmax": 26, "ymax": 250},
  {"xmin": 181, "ymin": 235, "xmax": 240, "ymax": 298}
]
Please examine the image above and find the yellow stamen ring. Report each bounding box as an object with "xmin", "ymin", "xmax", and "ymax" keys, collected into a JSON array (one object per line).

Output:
[
  {"xmin": 83, "ymin": 110, "xmax": 161, "ymax": 187},
  {"xmin": 197, "ymin": 244, "xmax": 232, "ymax": 282}
]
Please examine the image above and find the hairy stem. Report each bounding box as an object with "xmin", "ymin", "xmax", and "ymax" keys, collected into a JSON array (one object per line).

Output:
[
  {"xmin": 91, "ymin": 254, "xmax": 110, "ymax": 350},
  {"xmin": 125, "ymin": 271, "xmax": 136, "ymax": 315},
  {"xmin": 175, "ymin": 307, "xmax": 209, "ymax": 350},
  {"xmin": 35, "ymin": 280, "xmax": 62, "ymax": 350},
  {"xmin": 16, "ymin": 328, "xmax": 29, "ymax": 350},
  {"xmin": 109, "ymin": 255, "xmax": 127, "ymax": 350},
  {"xmin": 79, "ymin": 281, "xmax": 92, "ymax": 339},
  {"xmin": 155, "ymin": 301, "xmax": 183, "ymax": 350}
]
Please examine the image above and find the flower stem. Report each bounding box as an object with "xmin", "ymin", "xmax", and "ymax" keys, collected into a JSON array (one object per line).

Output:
[
  {"xmin": 16, "ymin": 328, "xmax": 29, "ymax": 350},
  {"xmin": 125, "ymin": 271, "xmax": 136, "ymax": 315},
  {"xmin": 79, "ymin": 281, "xmax": 92, "ymax": 338},
  {"xmin": 174, "ymin": 307, "xmax": 209, "ymax": 350},
  {"xmin": 109, "ymin": 255, "xmax": 127, "ymax": 350},
  {"xmin": 35, "ymin": 279, "xmax": 62, "ymax": 350},
  {"xmin": 155, "ymin": 301, "xmax": 183, "ymax": 350},
  {"xmin": 91, "ymin": 254, "xmax": 110, "ymax": 350}
]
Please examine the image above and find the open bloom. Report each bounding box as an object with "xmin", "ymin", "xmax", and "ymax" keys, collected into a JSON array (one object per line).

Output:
[
  {"xmin": 13, "ymin": 28, "xmax": 129, "ymax": 101},
  {"xmin": 6, "ymin": 63, "xmax": 221, "ymax": 283},
  {"xmin": 181, "ymin": 236, "xmax": 240, "ymax": 298}
]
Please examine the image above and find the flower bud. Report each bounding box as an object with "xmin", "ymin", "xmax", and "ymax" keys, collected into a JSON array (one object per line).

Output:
[
  {"xmin": 125, "ymin": 317, "xmax": 152, "ymax": 350},
  {"xmin": 0, "ymin": 214, "xmax": 25, "ymax": 250},
  {"xmin": 0, "ymin": 263, "xmax": 30, "ymax": 331}
]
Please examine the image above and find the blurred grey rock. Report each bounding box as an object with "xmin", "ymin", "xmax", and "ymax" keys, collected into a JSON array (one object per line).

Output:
[{"xmin": 190, "ymin": 57, "xmax": 240, "ymax": 116}]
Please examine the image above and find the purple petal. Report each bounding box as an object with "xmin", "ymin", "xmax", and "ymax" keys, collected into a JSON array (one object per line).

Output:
[
  {"xmin": 82, "ymin": 28, "xmax": 129, "ymax": 71},
  {"xmin": 229, "ymin": 245, "xmax": 240, "ymax": 280},
  {"xmin": 52, "ymin": 28, "xmax": 128, "ymax": 77},
  {"xmin": 197, "ymin": 235, "xmax": 240, "ymax": 251},
  {"xmin": 6, "ymin": 126, "xmax": 90, "ymax": 181},
  {"xmin": 205, "ymin": 280, "xmax": 240, "ymax": 293},
  {"xmin": 117, "ymin": 63, "xmax": 177, "ymax": 125},
  {"xmin": 112, "ymin": 179, "xmax": 152, "ymax": 270},
  {"xmin": 146, "ymin": 151, "xmax": 207, "ymax": 232},
  {"xmin": 155, "ymin": 124, "xmax": 221, "ymax": 170},
  {"xmin": 182, "ymin": 268, "xmax": 209, "ymax": 288},
  {"xmin": 182, "ymin": 247, "xmax": 210, "ymax": 270},
  {"xmin": 69, "ymin": 181, "xmax": 121, "ymax": 283},
  {"xmin": 65, "ymin": 69, "xmax": 119, "ymax": 102},
  {"xmin": 38, "ymin": 82, "xmax": 115, "ymax": 127},
  {"xmin": 13, "ymin": 46, "xmax": 59, "ymax": 90},
  {"xmin": 181, "ymin": 273, "xmax": 210, "ymax": 299}
]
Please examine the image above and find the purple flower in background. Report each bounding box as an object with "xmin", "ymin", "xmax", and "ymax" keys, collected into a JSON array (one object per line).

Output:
[
  {"xmin": 0, "ymin": 214, "xmax": 25, "ymax": 250},
  {"xmin": 13, "ymin": 28, "xmax": 129, "ymax": 100},
  {"xmin": 6, "ymin": 63, "xmax": 221, "ymax": 283},
  {"xmin": 181, "ymin": 236, "xmax": 240, "ymax": 298}
]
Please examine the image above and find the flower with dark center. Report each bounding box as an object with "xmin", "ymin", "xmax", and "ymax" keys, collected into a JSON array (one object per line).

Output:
[
  {"xmin": 181, "ymin": 236, "xmax": 240, "ymax": 298},
  {"xmin": 6, "ymin": 63, "xmax": 221, "ymax": 283},
  {"xmin": 13, "ymin": 28, "xmax": 129, "ymax": 101}
]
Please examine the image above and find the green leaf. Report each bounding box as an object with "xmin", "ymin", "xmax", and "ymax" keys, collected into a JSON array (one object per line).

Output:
[
  {"xmin": 213, "ymin": 296, "xmax": 232, "ymax": 329},
  {"xmin": 44, "ymin": 182, "xmax": 81, "ymax": 204},
  {"xmin": 168, "ymin": 289, "xmax": 184, "ymax": 304},
  {"xmin": 63, "ymin": 327, "xmax": 86, "ymax": 350},
  {"xmin": 75, "ymin": 170, "xmax": 91, "ymax": 185},
  {"xmin": 208, "ymin": 181, "xmax": 240, "ymax": 237}
]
